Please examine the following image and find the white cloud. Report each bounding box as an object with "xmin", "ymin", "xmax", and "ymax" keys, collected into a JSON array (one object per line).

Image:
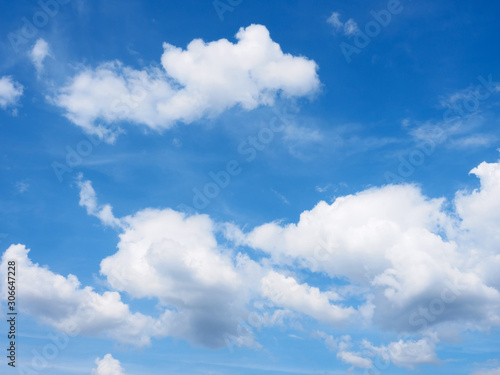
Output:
[
  {"xmin": 282, "ymin": 123, "xmax": 323, "ymax": 143},
  {"xmin": 0, "ymin": 76, "xmax": 23, "ymax": 109},
  {"xmin": 5, "ymin": 156, "xmax": 500, "ymax": 363},
  {"xmin": 315, "ymin": 184, "xmax": 331, "ymax": 193},
  {"xmin": 327, "ymin": 12, "xmax": 359, "ymax": 36},
  {"xmin": 91, "ymin": 354, "xmax": 126, "ymax": 375},
  {"xmin": 237, "ymin": 159, "xmax": 500, "ymax": 334},
  {"xmin": 314, "ymin": 330, "xmax": 339, "ymax": 351},
  {"xmin": 451, "ymin": 134, "xmax": 497, "ymax": 148},
  {"xmin": 316, "ymin": 331, "xmax": 439, "ymax": 370},
  {"xmin": 472, "ymin": 368, "xmax": 500, "ymax": 375},
  {"xmin": 52, "ymin": 24, "xmax": 320, "ymax": 141},
  {"xmin": 363, "ymin": 337, "xmax": 441, "ymax": 369},
  {"xmin": 439, "ymin": 79, "xmax": 500, "ymax": 111},
  {"xmin": 343, "ymin": 19, "xmax": 360, "ymax": 36},
  {"xmin": 0, "ymin": 178, "xmax": 273, "ymax": 350},
  {"xmin": 76, "ymin": 174, "xmax": 363, "ymax": 348},
  {"xmin": 240, "ymin": 184, "xmax": 449, "ymax": 283},
  {"xmin": 77, "ymin": 176, "xmax": 122, "ymax": 228},
  {"xmin": 15, "ymin": 181, "xmax": 29, "ymax": 193},
  {"xmin": 455, "ymin": 160, "xmax": 500, "ymax": 292},
  {"xmin": 261, "ymin": 271, "xmax": 354, "ymax": 325},
  {"xmin": 74, "ymin": 176, "xmax": 264, "ymax": 347},
  {"xmin": 0, "ymin": 244, "xmax": 165, "ymax": 346},
  {"xmin": 327, "ymin": 12, "xmax": 343, "ymax": 31},
  {"xmin": 456, "ymin": 160, "xmax": 500, "ymax": 249},
  {"xmin": 31, "ymin": 38, "xmax": 51, "ymax": 74},
  {"xmin": 315, "ymin": 332, "xmax": 372, "ymax": 369},
  {"xmin": 337, "ymin": 350, "xmax": 372, "ymax": 369},
  {"xmin": 407, "ymin": 78, "xmax": 500, "ymax": 150},
  {"xmin": 99, "ymin": 207, "xmax": 264, "ymax": 348},
  {"xmin": 407, "ymin": 114, "xmax": 490, "ymax": 151}
]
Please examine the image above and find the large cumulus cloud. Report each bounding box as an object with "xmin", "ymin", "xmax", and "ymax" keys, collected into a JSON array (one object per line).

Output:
[{"xmin": 52, "ymin": 24, "xmax": 320, "ymax": 140}]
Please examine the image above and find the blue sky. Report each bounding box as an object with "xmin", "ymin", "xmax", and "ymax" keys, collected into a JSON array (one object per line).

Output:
[{"xmin": 1, "ymin": 0, "xmax": 500, "ymax": 374}]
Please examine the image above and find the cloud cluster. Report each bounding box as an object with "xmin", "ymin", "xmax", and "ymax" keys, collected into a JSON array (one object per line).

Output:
[
  {"xmin": 316, "ymin": 331, "xmax": 440, "ymax": 369},
  {"xmin": 363, "ymin": 336, "xmax": 440, "ymax": 369},
  {"xmin": 327, "ymin": 12, "xmax": 360, "ymax": 36},
  {"xmin": 315, "ymin": 332, "xmax": 373, "ymax": 369},
  {"xmin": 52, "ymin": 24, "xmax": 320, "ymax": 140},
  {"xmin": 0, "ymin": 76, "xmax": 23, "ymax": 110},
  {"xmin": 3, "ymin": 157, "xmax": 500, "ymax": 371},
  {"xmin": 236, "ymin": 166, "xmax": 500, "ymax": 335}
]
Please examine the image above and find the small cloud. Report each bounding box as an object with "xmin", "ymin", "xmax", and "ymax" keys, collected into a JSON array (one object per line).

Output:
[
  {"xmin": 172, "ymin": 137, "xmax": 182, "ymax": 147},
  {"xmin": 401, "ymin": 118, "xmax": 412, "ymax": 127},
  {"xmin": 283, "ymin": 123, "xmax": 323, "ymax": 143},
  {"xmin": 30, "ymin": 38, "xmax": 51, "ymax": 75},
  {"xmin": 315, "ymin": 184, "xmax": 332, "ymax": 193},
  {"xmin": 471, "ymin": 368, "xmax": 500, "ymax": 375},
  {"xmin": 15, "ymin": 181, "xmax": 29, "ymax": 193},
  {"xmin": 76, "ymin": 175, "xmax": 123, "ymax": 229},
  {"xmin": 451, "ymin": 134, "xmax": 497, "ymax": 149},
  {"xmin": 344, "ymin": 19, "xmax": 360, "ymax": 36},
  {"xmin": 327, "ymin": 12, "xmax": 344, "ymax": 31},
  {"xmin": 0, "ymin": 76, "xmax": 23, "ymax": 110},
  {"xmin": 409, "ymin": 121, "xmax": 449, "ymax": 144}
]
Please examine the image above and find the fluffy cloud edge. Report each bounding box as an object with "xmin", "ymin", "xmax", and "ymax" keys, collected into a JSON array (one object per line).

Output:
[
  {"xmin": 91, "ymin": 354, "xmax": 127, "ymax": 375},
  {"xmin": 0, "ymin": 76, "xmax": 23, "ymax": 110}
]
